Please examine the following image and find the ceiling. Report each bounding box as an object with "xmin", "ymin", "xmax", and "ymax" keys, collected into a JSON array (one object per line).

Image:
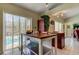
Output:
[
  {"xmin": 14, "ymin": 3, "xmax": 61, "ymax": 14},
  {"xmin": 64, "ymin": 7, "xmax": 79, "ymax": 18},
  {"xmin": 50, "ymin": 5, "xmax": 79, "ymax": 19},
  {"xmin": 56, "ymin": 7, "xmax": 79, "ymax": 19},
  {"xmin": 14, "ymin": 3, "xmax": 79, "ymax": 19}
]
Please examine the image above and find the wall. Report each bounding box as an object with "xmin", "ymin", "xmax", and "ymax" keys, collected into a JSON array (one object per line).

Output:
[
  {"xmin": 0, "ymin": 7, "xmax": 3, "ymax": 54},
  {"xmin": 0, "ymin": 3, "xmax": 39, "ymax": 54}
]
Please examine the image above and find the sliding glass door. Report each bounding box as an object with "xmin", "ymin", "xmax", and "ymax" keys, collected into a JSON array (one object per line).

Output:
[
  {"xmin": 3, "ymin": 13, "xmax": 32, "ymax": 54},
  {"xmin": 20, "ymin": 17, "xmax": 26, "ymax": 34},
  {"xmin": 13, "ymin": 15, "xmax": 20, "ymax": 48}
]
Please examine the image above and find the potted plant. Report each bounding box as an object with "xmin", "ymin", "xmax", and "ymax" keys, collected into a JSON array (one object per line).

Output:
[{"xmin": 41, "ymin": 15, "xmax": 50, "ymax": 32}]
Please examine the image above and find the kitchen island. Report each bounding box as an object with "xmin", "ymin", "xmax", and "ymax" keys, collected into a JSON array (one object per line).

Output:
[{"xmin": 21, "ymin": 33, "xmax": 57, "ymax": 55}]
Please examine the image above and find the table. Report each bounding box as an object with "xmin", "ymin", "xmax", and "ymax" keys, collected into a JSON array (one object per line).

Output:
[{"xmin": 21, "ymin": 33, "xmax": 57, "ymax": 55}]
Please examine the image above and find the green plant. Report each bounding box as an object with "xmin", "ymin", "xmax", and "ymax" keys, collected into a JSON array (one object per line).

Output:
[{"xmin": 41, "ymin": 15, "xmax": 50, "ymax": 31}]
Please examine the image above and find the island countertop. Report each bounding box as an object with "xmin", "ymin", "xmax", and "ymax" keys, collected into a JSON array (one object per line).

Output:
[{"xmin": 24, "ymin": 33, "xmax": 57, "ymax": 39}]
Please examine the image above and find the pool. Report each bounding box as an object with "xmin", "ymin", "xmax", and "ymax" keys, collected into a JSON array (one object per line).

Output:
[
  {"xmin": 6, "ymin": 36, "xmax": 20, "ymax": 45},
  {"xmin": 5, "ymin": 36, "xmax": 21, "ymax": 49}
]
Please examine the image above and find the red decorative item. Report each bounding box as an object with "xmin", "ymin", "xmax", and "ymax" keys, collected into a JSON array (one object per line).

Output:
[
  {"xmin": 37, "ymin": 18, "xmax": 44, "ymax": 33},
  {"xmin": 75, "ymin": 30, "xmax": 79, "ymax": 41}
]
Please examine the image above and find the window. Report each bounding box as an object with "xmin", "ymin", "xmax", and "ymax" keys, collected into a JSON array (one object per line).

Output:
[
  {"xmin": 26, "ymin": 18, "xmax": 32, "ymax": 31},
  {"xmin": 55, "ymin": 21, "xmax": 63, "ymax": 32},
  {"xmin": 55, "ymin": 21, "xmax": 59, "ymax": 31}
]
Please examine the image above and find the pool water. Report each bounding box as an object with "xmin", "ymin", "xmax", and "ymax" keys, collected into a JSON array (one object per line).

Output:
[{"xmin": 6, "ymin": 36, "xmax": 20, "ymax": 45}]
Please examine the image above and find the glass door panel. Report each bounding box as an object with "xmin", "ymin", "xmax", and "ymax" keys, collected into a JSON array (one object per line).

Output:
[
  {"xmin": 13, "ymin": 15, "xmax": 20, "ymax": 48},
  {"xmin": 20, "ymin": 17, "xmax": 26, "ymax": 46},
  {"xmin": 5, "ymin": 13, "xmax": 13, "ymax": 50},
  {"xmin": 20, "ymin": 17, "xmax": 26, "ymax": 34}
]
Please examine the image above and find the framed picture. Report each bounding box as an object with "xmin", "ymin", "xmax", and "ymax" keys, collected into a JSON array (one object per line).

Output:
[{"xmin": 50, "ymin": 20, "xmax": 54, "ymax": 25}]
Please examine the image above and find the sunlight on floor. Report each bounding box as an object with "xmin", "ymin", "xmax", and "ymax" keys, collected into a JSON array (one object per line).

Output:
[{"xmin": 57, "ymin": 37, "xmax": 79, "ymax": 55}]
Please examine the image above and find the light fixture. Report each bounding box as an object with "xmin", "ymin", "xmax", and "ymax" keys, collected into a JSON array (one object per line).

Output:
[{"xmin": 52, "ymin": 11, "xmax": 65, "ymax": 19}]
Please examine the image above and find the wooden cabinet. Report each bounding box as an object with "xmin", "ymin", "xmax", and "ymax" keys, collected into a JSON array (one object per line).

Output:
[{"xmin": 52, "ymin": 33, "xmax": 65, "ymax": 49}]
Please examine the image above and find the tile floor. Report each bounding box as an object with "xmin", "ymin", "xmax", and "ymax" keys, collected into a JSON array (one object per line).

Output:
[
  {"xmin": 3, "ymin": 37, "xmax": 79, "ymax": 55},
  {"xmin": 57, "ymin": 37, "xmax": 79, "ymax": 55}
]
